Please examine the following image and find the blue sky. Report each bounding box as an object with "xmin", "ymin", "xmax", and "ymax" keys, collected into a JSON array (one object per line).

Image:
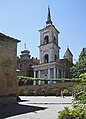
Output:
[{"xmin": 0, "ymin": 0, "xmax": 86, "ymax": 62}]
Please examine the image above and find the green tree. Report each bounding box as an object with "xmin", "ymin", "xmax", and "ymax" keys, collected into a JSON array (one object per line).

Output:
[
  {"xmin": 57, "ymin": 73, "xmax": 86, "ymax": 119},
  {"xmin": 71, "ymin": 47, "xmax": 86, "ymax": 77},
  {"xmin": 73, "ymin": 73, "xmax": 86, "ymax": 104},
  {"xmin": 57, "ymin": 105, "xmax": 86, "ymax": 119}
]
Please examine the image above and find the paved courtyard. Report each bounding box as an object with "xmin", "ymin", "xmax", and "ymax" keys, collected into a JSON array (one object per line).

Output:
[{"xmin": 0, "ymin": 96, "xmax": 73, "ymax": 119}]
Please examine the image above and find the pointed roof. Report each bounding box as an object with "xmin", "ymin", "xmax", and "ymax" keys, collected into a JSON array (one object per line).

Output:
[
  {"xmin": 46, "ymin": 6, "xmax": 53, "ymax": 25},
  {"xmin": 64, "ymin": 47, "xmax": 73, "ymax": 57}
]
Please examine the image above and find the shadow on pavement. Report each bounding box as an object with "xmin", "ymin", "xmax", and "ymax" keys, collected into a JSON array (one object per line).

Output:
[{"xmin": 0, "ymin": 104, "xmax": 47, "ymax": 119}]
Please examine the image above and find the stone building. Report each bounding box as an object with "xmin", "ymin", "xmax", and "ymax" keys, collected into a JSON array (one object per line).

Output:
[
  {"xmin": 32, "ymin": 7, "xmax": 73, "ymax": 78},
  {"xmin": 17, "ymin": 46, "xmax": 39, "ymax": 77},
  {"xmin": 0, "ymin": 32, "xmax": 20, "ymax": 105}
]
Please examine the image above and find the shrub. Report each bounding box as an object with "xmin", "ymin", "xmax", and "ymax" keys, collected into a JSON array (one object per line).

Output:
[
  {"xmin": 57, "ymin": 105, "xmax": 86, "ymax": 119},
  {"xmin": 62, "ymin": 89, "xmax": 72, "ymax": 96},
  {"xmin": 45, "ymin": 88, "xmax": 60, "ymax": 96},
  {"xmin": 17, "ymin": 76, "xmax": 81, "ymax": 83},
  {"xmin": 73, "ymin": 73, "xmax": 86, "ymax": 104}
]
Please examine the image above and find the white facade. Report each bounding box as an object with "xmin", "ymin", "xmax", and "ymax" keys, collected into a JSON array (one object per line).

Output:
[
  {"xmin": 39, "ymin": 25, "xmax": 60, "ymax": 64},
  {"xmin": 33, "ymin": 62, "xmax": 65, "ymax": 78},
  {"xmin": 32, "ymin": 7, "xmax": 73, "ymax": 79}
]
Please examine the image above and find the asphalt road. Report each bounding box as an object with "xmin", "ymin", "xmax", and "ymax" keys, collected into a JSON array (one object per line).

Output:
[{"xmin": 0, "ymin": 96, "xmax": 72, "ymax": 119}]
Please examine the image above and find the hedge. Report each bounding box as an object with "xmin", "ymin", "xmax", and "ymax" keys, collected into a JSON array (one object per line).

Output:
[{"xmin": 17, "ymin": 76, "xmax": 81, "ymax": 83}]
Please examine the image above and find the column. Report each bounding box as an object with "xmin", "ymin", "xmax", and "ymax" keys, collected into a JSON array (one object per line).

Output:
[
  {"xmin": 61, "ymin": 70, "xmax": 63, "ymax": 78},
  {"xmin": 33, "ymin": 80, "xmax": 36, "ymax": 85},
  {"xmin": 48, "ymin": 80, "xmax": 52, "ymax": 84},
  {"xmin": 54, "ymin": 68, "xmax": 56, "ymax": 78},
  {"xmin": 57, "ymin": 69, "xmax": 59, "ymax": 78},
  {"xmin": 39, "ymin": 70, "xmax": 40, "ymax": 78},
  {"xmin": 34, "ymin": 71, "xmax": 36, "ymax": 78},
  {"xmin": 62, "ymin": 70, "xmax": 64, "ymax": 78},
  {"xmin": 48, "ymin": 81, "xmax": 50, "ymax": 84},
  {"xmin": 48, "ymin": 68, "xmax": 50, "ymax": 79},
  {"xmin": 38, "ymin": 80, "xmax": 41, "ymax": 85},
  {"xmin": 63, "ymin": 71, "xmax": 65, "ymax": 78}
]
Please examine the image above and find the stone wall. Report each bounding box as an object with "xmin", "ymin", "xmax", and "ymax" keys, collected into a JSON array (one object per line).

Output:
[
  {"xmin": 0, "ymin": 33, "xmax": 20, "ymax": 105},
  {"xmin": 18, "ymin": 82, "xmax": 76, "ymax": 96}
]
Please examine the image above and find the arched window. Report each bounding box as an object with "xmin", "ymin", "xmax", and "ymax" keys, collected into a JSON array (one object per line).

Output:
[
  {"xmin": 54, "ymin": 36, "xmax": 56, "ymax": 42},
  {"xmin": 44, "ymin": 35, "xmax": 49, "ymax": 44},
  {"xmin": 44, "ymin": 54, "xmax": 49, "ymax": 63},
  {"xmin": 53, "ymin": 32, "xmax": 57, "ymax": 44},
  {"xmin": 55, "ymin": 55, "xmax": 57, "ymax": 62}
]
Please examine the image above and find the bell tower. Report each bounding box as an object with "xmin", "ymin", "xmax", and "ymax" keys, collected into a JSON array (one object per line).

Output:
[
  {"xmin": 32, "ymin": 6, "xmax": 73, "ymax": 79},
  {"xmin": 39, "ymin": 6, "xmax": 60, "ymax": 64}
]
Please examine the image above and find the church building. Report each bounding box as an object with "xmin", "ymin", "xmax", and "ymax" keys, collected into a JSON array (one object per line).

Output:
[
  {"xmin": 17, "ymin": 44, "xmax": 39, "ymax": 77},
  {"xmin": 32, "ymin": 7, "xmax": 73, "ymax": 78}
]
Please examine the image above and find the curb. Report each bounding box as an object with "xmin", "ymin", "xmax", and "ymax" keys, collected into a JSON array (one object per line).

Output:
[{"xmin": 27, "ymin": 102, "xmax": 72, "ymax": 105}]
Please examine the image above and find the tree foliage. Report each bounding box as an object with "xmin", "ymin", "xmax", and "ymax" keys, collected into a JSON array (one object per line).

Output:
[
  {"xmin": 73, "ymin": 73, "xmax": 86, "ymax": 104},
  {"xmin": 70, "ymin": 47, "xmax": 86, "ymax": 77},
  {"xmin": 57, "ymin": 105, "xmax": 86, "ymax": 119},
  {"xmin": 57, "ymin": 73, "xmax": 86, "ymax": 119}
]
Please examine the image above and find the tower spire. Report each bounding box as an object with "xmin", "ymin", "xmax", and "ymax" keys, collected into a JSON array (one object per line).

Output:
[
  {"xmin": 24, "ymin": 43, "xmax": 26, "ymax": 49},
  {"xmin": 46, "ymin": 6, "xmax": 53, "ymax": 25}
]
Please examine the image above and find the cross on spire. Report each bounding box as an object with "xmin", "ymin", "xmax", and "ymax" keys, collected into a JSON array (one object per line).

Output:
[
  {"xmin": 46, "ymin": 6, "xmax": 53, "ymax": 25},
  {"xmin": 67, "ymin": 45, "xmax": 69, "ymax": 49},
  {"xmin": 24, "ymin": 43, "xmax": 26, "ymax": 49}
]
